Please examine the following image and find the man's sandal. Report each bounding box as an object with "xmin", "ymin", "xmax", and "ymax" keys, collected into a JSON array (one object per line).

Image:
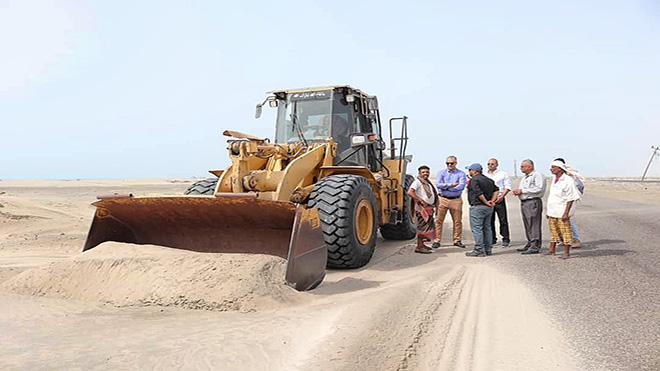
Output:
[{"xmin": 415, "ymin": 247, "xmax": 432, "ymax": 254}]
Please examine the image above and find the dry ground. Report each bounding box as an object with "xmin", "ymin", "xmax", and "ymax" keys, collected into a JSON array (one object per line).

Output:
[{"xmin": 0, "ymin": 179, "xmax": 657, "ymax": 370}]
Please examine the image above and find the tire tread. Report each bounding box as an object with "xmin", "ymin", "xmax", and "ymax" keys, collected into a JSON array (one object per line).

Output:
[
  {"xmin": 183, "ymin": 178, "xmax": 218, "ymax": 195},
  {"xmin": 308, "ymin": 174, "xmax": 376, "ymax": 268}
]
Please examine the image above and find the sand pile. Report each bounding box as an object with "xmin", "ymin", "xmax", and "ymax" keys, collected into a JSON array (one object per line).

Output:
[{"xmin": 0, "ymin": 242, "xmax": 305, "ymax": 312}]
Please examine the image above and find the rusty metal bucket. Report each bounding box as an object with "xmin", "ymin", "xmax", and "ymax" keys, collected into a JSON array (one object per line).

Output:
[{"xmin": 83, "ymin": 195, "xmax": 327, "ymax": 291}]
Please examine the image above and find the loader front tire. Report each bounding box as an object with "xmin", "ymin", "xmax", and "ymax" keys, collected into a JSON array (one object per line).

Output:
[
  {"xmin": 380, "ymin": 174, "xmax": 417, "ymax": 240},
  {"xmin": 184, "ymin": 178, "xmax": 218, "ymax": 195},
  {"xmin": 308, "ymin": 174, "xmax": 377, "ymax": 269}
]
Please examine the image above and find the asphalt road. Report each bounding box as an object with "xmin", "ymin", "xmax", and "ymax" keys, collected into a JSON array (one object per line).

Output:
[
  {"xmin": 1, "ymin": 180, "xmax": 657, "ymax": 370},
  {"xmin": 487, "ymin": 192, "xmax": 660, "ymax": 370}
]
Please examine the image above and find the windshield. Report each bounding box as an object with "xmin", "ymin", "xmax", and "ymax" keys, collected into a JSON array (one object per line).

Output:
[{"xmin": 275, "ymin": 94, "xmax": 334, "ymax": 144}]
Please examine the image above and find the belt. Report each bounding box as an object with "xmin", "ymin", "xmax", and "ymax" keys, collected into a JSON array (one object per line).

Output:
[
  {"xmin": 521, "ymin": 197, "xmax": 541, "ymax": 202},
  {"xmin": 441, "ymin": 195, "xmax": 461, "ymax": 200}
]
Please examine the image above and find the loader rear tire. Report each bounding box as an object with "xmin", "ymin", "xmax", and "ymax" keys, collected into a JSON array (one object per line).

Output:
[
  {"xmin": 380, "ymin": 174, "xmax": 417, "ymax": 240},
  {"xmin": 184, "ymin": 178, "xmax": 218, "ymax": 195},
  {"xmin": 308, "ymin": 174, "xmax": 377, "ymax": 269}
]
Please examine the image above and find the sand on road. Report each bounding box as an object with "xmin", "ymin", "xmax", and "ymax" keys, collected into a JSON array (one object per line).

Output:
[{"xmin": 3, "ymin": 179, "xmax": 649, "ymax": 370}]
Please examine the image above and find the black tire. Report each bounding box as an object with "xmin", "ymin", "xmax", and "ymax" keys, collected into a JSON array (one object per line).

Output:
[
  {"xmin": 184, "ymin": 178, "xmax": 218, "ymax": 195},
  {"xmin": 380, "ymin": 174, "xmax": 417, "ymax": 240},
  {"xmin": 308, "ymin": 174, "xmax": 378, "ymax": 269}
]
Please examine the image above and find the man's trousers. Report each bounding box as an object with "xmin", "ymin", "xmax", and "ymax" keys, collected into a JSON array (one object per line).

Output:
[
  {"xmin": 520, "ymin": 198, "xmax": 543, "ymax": 248},
  {"xmin": 490, "ymin": 198, "xmax": 510, "ymax": 243},
  {"xmin": 469, "ymin": 205, "xmax": 494, "ymax": 254},
  {"xmin": 434, "ymin": 196, "xmax": 463, "ymax": 243}
]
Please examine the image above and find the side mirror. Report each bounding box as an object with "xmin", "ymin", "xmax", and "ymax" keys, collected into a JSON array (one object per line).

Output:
[
  {"xmin": 350, "ymin": 133, "xmax": 378, "ymax": 148},
  {"xmin": 256, "ymin": 96, "xmax": 278, "ymax": 118}
]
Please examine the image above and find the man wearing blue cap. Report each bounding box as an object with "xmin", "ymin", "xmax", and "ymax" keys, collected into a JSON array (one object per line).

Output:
[{"xmin": 465, "ymin": 163, "xmax": 499, "ymax": 257}]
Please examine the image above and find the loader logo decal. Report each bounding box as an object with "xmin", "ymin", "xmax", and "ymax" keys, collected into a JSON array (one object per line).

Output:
[{"xmin": 290, "ymin": 90, "xmax": 331, "ymax": 101}]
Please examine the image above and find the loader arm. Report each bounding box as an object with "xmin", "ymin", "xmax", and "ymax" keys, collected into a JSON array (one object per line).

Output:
[
  {"xmin": 217, "ymin": 140, "xmax": 333, "ymax": 202},
  {"xmin": 275, "ymin": 144, "xmax": 327, "ymax": 202}
]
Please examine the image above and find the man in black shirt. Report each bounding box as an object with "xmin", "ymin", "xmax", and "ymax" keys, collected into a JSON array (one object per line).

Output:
[{"xmin": 465, "ymin": 163, "xmax": 499, "ymax": 257}]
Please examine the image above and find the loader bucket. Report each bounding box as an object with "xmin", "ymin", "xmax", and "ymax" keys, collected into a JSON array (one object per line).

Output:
[{"xmin": 83, "ymin": 195, "xmax": 327, "ymax": 291}]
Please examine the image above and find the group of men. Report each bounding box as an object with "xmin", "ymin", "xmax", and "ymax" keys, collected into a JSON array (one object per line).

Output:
[{"xmin": 407, "ymin": 156, "xmax": 584, "ymax": 259}]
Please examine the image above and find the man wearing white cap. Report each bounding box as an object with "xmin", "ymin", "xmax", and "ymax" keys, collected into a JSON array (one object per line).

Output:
[
  {"xmin": 546, "ymin": 160, "xmax": 582, "ymax": 259},
  {"xmin": 554, "ymin": 157, "xmax": 585, "ymax": 248}
]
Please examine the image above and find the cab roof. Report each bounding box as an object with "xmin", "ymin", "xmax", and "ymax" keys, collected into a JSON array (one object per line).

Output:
[{"xmin": 269, "ymin": 85, "xmax": 374, "ymax": 98}]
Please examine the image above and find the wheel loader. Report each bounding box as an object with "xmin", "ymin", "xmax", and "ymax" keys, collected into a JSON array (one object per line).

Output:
[{"xmin": 83, "ymin": 85, "xmax": 416, "ymax": 291}]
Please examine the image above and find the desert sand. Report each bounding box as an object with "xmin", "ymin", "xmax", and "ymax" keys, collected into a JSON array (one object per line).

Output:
[
  {"xmin": 585, "ymin": 178, "xmax": 660, "ymax": 205},
  {"xmin": 1, "ymin": 178, "xmax": 655, "ymax": 370},
  {"xmin": 2, "ymin": 242, "xmax": 302, "ymax": 312}
]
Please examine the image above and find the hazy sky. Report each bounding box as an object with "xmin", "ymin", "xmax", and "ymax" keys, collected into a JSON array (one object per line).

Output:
[{"xmin": 1, "ymin": 0, "xmax": 659, "ymax": 179}]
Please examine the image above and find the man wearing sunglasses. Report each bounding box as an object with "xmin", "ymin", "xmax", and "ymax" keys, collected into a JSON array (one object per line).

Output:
[
  {"xmin": 432, "ymin": 156, "xmax": 467, "ymax": 249},
  {"xmin": 485, "ymin": 158, "xmax": 512, "ymax": 247}
]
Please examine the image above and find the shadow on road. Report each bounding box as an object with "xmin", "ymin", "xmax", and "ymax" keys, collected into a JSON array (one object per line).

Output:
[
  {"xmin": 350, "ymin": 239, "xmax": 447, "ymax": 273},
  {"xmin": 484, "ymin": 239, "xmax": 633, "ymax": 258},
  {"xmin": 571, "ymin": 239, "xmax": 632, "ymax": 258},
  {"xmin": 574, "ymin": 249, "xmax": 634, "ymax": 258},
  {"xmin": 580, "ymin": 239, "xmax": 627, "ymax": 250}
]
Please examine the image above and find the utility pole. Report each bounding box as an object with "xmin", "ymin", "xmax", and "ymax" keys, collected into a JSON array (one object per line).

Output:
[
  {"xmin": 513, "ymin": 159, "xmax": 518, "ymax": 178},
  {"xmin": 642, "ymin": 145, "xmax": 660, "ymax": 182}
]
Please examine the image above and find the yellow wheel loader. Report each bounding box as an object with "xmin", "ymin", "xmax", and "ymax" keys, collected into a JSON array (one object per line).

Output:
[{"xmin": 83, "ymin": 86, "xmax": 416, "ymax": 291}]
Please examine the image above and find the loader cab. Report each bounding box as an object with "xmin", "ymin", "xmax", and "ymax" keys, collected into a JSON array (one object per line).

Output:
[{"xmin": 270, "ymin": 86, "xmax": 384, "ymax": 171}]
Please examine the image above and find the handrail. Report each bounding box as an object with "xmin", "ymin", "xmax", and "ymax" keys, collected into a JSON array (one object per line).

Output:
[{"xmin": 388, "ymin": 116, "xmax": 409, "ymax": 173}]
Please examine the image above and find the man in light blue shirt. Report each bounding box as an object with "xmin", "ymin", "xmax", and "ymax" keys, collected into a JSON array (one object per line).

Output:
[{"xmin": 432, "ymin": 156, "xmax": 467, "ymax": 248}]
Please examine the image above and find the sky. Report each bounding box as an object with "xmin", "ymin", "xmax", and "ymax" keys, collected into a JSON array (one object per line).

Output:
[{"xmin": 1, "ymin": 0, "xmax": 659, "ymax": 179}]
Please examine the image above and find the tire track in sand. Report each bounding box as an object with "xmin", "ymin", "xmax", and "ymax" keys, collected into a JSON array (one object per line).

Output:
[
  {"xmin": 411, "ymin": 264, "xmax": 579, "ymax": 371},
  {"xmin": 397, "ymin": 266, "xmax": 466, "ymax": 370}
]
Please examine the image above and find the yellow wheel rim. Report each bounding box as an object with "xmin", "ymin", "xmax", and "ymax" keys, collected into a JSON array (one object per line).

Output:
[{"xmin": 355, "ymin": 199, "xmax": 374, "ymax": 245}]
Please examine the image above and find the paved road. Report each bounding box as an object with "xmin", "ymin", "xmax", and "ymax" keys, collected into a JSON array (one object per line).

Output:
[
  {"xmin": 1, "ymin": 181, "xmax": 658, "ymax": 370},
  {"xmin": 487, "ymin": 192, "xmax": 660, "ymax": 370}
]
